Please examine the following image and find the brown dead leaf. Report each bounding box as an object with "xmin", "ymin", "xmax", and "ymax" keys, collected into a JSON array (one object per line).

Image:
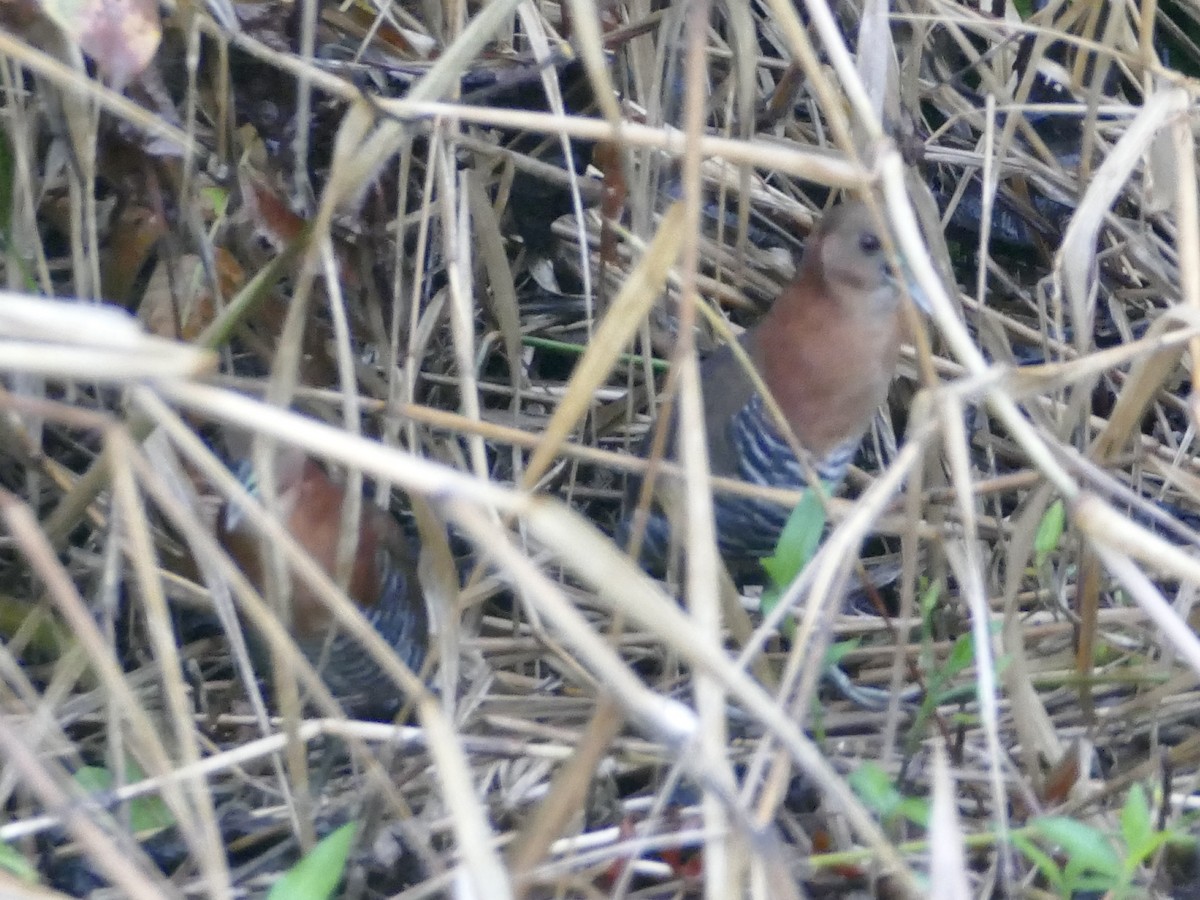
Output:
[
  {"xmin": 102, "ymin": 204, "xmax": 166, "ymax": 304},
  {"xmin": 139, "ymin": 252, "xmax": 240, "ymax": 342}
]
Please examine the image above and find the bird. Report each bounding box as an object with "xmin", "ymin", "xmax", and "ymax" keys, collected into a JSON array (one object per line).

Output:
[
  {"xmin": 217, "ymin": 448, "xmax": 429, "ymax": 717},
  {"xmin": 623, "ymin": 201, "xmax": 923, "ymax": 571}
]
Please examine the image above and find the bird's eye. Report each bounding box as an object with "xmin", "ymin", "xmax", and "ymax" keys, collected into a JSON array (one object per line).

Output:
[{"xmin": 859, "ymin": 232, "xmax": 882, "ymax": 255}]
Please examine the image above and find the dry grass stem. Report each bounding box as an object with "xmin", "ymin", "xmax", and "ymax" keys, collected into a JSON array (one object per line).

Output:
[{"xmin": 4, "ymin": 2, "xmax": 1200, "ymax": 896}]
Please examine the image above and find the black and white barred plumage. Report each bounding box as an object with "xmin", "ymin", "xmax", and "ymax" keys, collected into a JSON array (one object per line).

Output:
[
  {"xmin": 624, "ymin": 391, "xmax": 860, "ymax": 568},
  {"xmin": 220, "ymin": 452, "xmax": 429, "ymax": 719}
]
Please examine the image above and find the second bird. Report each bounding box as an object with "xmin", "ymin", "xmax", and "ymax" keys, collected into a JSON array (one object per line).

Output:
[
  {"xmin": 219, "ymin": 450, "xmax": 429, "ymax": 718},
  {"xmin": 624, "ymin": 201, "xmax": 921, "ymax": 571}
]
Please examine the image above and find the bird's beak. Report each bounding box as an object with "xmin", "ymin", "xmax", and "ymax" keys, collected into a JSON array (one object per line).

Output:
[{"xmin": 887, "ymin": 259, "xmax": 932, "ymax": 316}]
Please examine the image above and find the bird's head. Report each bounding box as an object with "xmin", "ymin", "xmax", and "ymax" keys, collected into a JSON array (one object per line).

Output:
[{"xmin": 804, "ymin": 202, "xmax": 931, "ymax": 317}]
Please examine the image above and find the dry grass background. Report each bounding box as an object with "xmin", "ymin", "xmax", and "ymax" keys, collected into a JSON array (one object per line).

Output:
[{"xmin": 0, "ymin": 0, "xmax": 1199, "ymax": 897}]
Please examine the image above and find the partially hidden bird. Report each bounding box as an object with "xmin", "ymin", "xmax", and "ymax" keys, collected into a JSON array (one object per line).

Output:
[
  {"xmin": 218, "ymin": 449, "xmax": 429, "ymax": 717},
  {"xmin": 623, "ymin": 201, "xmax": 925, "ymax": 571}
]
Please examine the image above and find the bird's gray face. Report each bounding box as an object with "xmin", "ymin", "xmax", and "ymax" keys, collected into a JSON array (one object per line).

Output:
[
  {"xmin": 818, "ymin": 207, "xmax": 931, "ymax": 316},
  {"xmin": 818, "ymin": 214, "xmax": 894, "ymax": 311}
]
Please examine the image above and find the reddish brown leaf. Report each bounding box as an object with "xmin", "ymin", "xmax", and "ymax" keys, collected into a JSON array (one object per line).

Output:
[
  {"xmin": 102, "ymin": 204, "xmax": 166, "ymax": 304},
  {"xmin": 1039, "ymin": 743, "xmax": 1082, "ymax": 807},
  {"xmin": 593, "ymin": 141, "xmax": 627, "ymax": 268}
]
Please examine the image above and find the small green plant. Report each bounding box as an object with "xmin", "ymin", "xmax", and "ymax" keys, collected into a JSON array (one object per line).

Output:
[
  {"xmin": 1013, "ymin": 784, "xmax": 1195, "ymax": 898},
  {"xmin": 74, "ymin": 761, "xmax": 175, "ymax": 835},
  {"xmin": 1014, "ymin": 817, "xmax": 1123, "ymax": 897},
  {"xmin": 1034, "ymin": 499, "xmax": 1066, "ymax": 568},
  {"xmin": 900, "ymin": 583, "xmax": 1011, "ymax": 758},
  {"xmin": 846, "ymin": 771, "xmax": 1194, "ymax": 898},
  {"xmin": 759, "ymin": 488, "xmax": 827, "ymax": 638},
  {"xmin": 200, "ymin": 185, "xmax": 230, "ymax": 219},
  {"xmin": 0, "ymin": 840, "xmax": 38, "ymax": 884},
  {"xmin": 848, "ymin": 761, "xmax": 930, "ymax": 829},
  {"xmin": 267, "ymin": 822, "xmax": 357, "ymax": 900}
]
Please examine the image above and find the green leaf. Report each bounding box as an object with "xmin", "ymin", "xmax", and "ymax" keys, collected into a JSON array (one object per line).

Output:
[
  {"xmin": 268, "ymin": 823, "xmax": 357, "ymax": 900},
  {"xmin": 1033, "ymin": 817, "xmax": 1123, "ymax": 879},
  {"xmin": 848, "ymin": 763, "xmax": 901, "ymax": 819},
  {"xmin": 1034, "ymin": 499, "xmax": 1066, "ymax": 567},
  {"xmin": 759, "ymin": 491, "xmax": 829, "ymax": 639},
  {"xmin": 925, "ymin": 634, "xmax": 976, "ymax": 705},
  {"xmin": 1012, "ymin": 832, "xmax": 1065, "ymax": 893},
  {"xmin": 0, "ymin": 841, "xmax": 37, "ymax": 884},
  {"xmin": 201, "ymin": 186, "xmax": 230, "ymax": 219},
  {"xmin": 1011, "ymin": 0, "xmax": 1034, "ymax": 20},
  {"xmin": 895, "ymin": 796, "xmax": 931, "ymax": 828},
  {"xmin": 1123, "ymin": 832, "xmax": 1170, "ymax": 880},
  {"xmin": 73, "ymin": 763, "xmax": 175, "ymax": 834},
  {"xmin": 761, "ymin": 489, "xmax": 826, "ymax": 586},
  {"xmin": 825, "ymin": 639, "xmax": 861, "ymax": 669},
  {"xmin": 120, "ymin": 761, "xmax": 175, "ymax": 833},
  {"xmin": 74, "ymin": 765, "xmax": 112, "ymax": 794},
  {"xmin": 847, "ymin": 764, "xmax": 929, "ymax": 827},
  {"xmin": 758, "ymin": 584, "xmax": 795, "ymax": 639},
  {"xmin": 944, "ymin": 631, "xmax": 976, "ymax": 676},
  {"xmin": 129, "ymin": 791, "xmax": 174, "ymax": 833},
  {"xmin": 1119, "ymin": 784, "xmax": 1154, "ymax": 858},
  {"xmin": 918, "ymin": 579, "xmax": 940, "ymax": 620}
]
